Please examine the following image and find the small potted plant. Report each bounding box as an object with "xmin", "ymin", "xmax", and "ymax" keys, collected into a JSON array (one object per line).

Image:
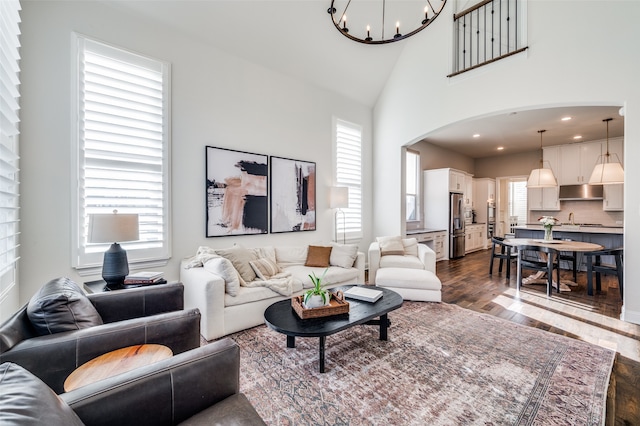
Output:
[{"xmin": 303, "ymin": 269, "xmax": 330, "ymax": 309}]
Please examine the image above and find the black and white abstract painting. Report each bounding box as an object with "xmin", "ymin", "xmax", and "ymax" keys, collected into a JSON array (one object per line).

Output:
[
  {"xmin": 270, "ymin": 156, "xmax": 316, "ymax": 233},
  {"xmin": 206, "ymin": 146, "xmax": 268, "ymax": 237}
]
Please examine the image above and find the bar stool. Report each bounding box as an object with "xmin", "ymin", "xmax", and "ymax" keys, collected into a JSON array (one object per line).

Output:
[
  {"xmin": 489, "ymin": 236, "xmax": 515, "ymax": 278},
  {"xmin": 516, "ymin": 245, "xmax": 561, "ymax": 297},
  {"xmin": 585, "ymin": 248, "xmax": 623, "ymax": 299}
]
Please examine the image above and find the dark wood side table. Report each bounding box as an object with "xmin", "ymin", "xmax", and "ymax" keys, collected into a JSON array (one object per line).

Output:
[
  {"xmin": 64, "ymin": 344, "xmax": 173, "ymax": 392},
  {"xmin": 83, "ymin": 278, "xmax": 168, "ymax": 294}
]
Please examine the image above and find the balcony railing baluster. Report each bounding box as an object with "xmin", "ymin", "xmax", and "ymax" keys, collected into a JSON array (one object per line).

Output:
[{"xmin": 448, "ymin": 0, "xmax": 527, "ymax": 77}]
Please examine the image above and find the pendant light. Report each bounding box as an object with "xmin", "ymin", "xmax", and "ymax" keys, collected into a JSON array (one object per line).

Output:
[
  {"xmin": 527, "ymin": 130, "xmax": 558, "ymax": 188},
  {"xmin": 588, "ymin": 118, "xmax": 624, "ymax": 185}
]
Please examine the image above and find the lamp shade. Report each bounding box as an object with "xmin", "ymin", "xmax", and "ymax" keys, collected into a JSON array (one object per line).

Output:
[
  {"xmin": 527, "ymin": 168, "xmax": 558, "ymax": 188},
  {"xmin": 588, "ymin": 161, "xmax": 624, "ymax": 185},
  {"xmin": 88, "ymin": 213, "xmax": 139, "ymax": 243},
  {"xmin": 329, "ymin": 187, "xmax": 349, "ymax": 209}
]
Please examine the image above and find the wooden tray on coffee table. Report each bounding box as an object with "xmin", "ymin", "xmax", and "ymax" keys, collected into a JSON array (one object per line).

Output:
[{"xmin": 291, "ymin": 291, "xmax": 349, "ymax": 319}]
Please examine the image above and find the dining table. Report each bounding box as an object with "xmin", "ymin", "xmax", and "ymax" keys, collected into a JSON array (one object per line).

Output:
[{"xmin": 502, "ymin": 238, "xmax": 604, "ymax": 292}]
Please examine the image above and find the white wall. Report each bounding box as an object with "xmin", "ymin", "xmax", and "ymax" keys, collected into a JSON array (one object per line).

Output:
[
  {"xmin": 15, "ymin": 1, "xmax": 372, "ymax": 307},
  {"xmin": 373, "ymin": 1, "xmax": 640, "ymax": 323}
]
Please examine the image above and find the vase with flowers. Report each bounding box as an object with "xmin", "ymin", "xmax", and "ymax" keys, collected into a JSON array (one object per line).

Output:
[{"xmin": 538, "ymin": 216, "xmax": 559, "ymax": 241}]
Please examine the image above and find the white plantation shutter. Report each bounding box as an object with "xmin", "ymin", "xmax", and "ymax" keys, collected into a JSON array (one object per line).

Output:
[
  {"xmin": 0, "ymin": 0, "xmax": 21, "ymax": 294},
  {"xmin": 335, "ymin": 119, "xmax": 362, "ymax": 240},
  {"xmin": 73, "ymin": 35, "xmax": 171, "ymax": 271}
]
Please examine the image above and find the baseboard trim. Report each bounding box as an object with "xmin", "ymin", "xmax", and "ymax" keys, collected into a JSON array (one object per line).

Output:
[{"xmin": 620, "ymin": 305, "xmax": 640, "ymax": 325}]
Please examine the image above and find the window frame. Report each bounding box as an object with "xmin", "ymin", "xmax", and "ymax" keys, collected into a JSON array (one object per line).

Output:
[
  {"xmin": 405, "ymin": 149, "xmax": 420, "ymax": 222},
  {"xmin": 334, "ymin": 118, "xmax": 363, "ymax": 242},
  {"xmin": 0, "ymin": 0, "xmax": 21, "ymax": 299},
  {"xmin": 71, "ymin": 33, "xmax": 171, "ymax": 275}
]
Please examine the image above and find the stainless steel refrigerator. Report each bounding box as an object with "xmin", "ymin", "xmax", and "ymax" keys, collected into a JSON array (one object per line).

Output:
[{"xmin": 449, "ymin": 192, "xmax": 465, "ymax": 258}]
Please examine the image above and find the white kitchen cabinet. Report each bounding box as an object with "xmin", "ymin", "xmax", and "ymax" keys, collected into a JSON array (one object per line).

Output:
[
  {"xmin": 465, "ymin": 224, "xmax": 485, "ymax": 253},
  {"xmin": 603, "ymin": 184, "xmax": 624, "ymax": 211},
  {"xmin": 558, "ymin": 141, "xmax": 603, "ymax": 185},
  {"xmin": 449, "ymin": 169, "xmax": 465, "ymax": 192},
  {"xmin": 434, "ymin": 232, "xmax": 446, "ymax": 260},
  {"xmin": 464, "ymin": 174, "xmax": 473, "ymax": 206},
  {"xmin": 473, "ymin": 178, "xmax": 495, "ymax": 215}
]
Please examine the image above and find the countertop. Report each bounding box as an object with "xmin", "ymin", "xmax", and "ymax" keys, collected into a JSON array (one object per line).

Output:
[
  {"xmin": 406, "ymin": 228, "xmax": 447, "ymax": 235},
  {"xmin": 515, "ymin": 224, "xmax": 623, "ymax": 235}
]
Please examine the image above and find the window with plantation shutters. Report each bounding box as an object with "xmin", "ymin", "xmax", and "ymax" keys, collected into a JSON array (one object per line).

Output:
[
  {"xmin": 0, "ymin": 0, "xmax": 21, "ymax": 295},
  {"xmin": 335, "ymin": 119, "xmax": 362, "ymax": 241},
  {"xmin": 72, "ymin": 34, "xmax": 171, "ymax": 272}
]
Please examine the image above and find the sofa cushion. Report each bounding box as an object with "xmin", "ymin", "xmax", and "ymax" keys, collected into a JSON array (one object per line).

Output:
[
  {"xmin": 249, "ymin": 258, "xmax": 281, "ymax": 281},
  {"xmin": 376, "ymin": 268, "xmax": 442, "ymax": 291},
  {"xmin": 0, "ymin": 362, "xmax": 84, "ymax": 426},
  {"xmin": 402, "ymin": 238, "xmax": 419, "ymax": 257},
  {"xmin": 216, "ymin": 246, "xmax": 258, "ymax": 283},
  {"xmin": 224, "ymin": 281, "xmax": 304, "ymax": 307},
  {"xmin": 304, "ymin": 245, "xmax": 332, "ymax": 267},
  {"xmin": 379, "ymin": 255, "xmax": 425, "ymax": 270},
  {"xmin": 203, "ymin": 257, "xmax": 241, "ymax": 296},
  {"xmin": 376, "ymin": 236, "xmax": 405, "ymax": 256},
  {"xmin": 274, "ymin": 246, "xmax": 308, "ymax": 266},
  {"xmin": 282, "ymin": 265, "xmax": 360, "ymax": 289},
  {"xmin": 329, "ymin": 243, "xmax": 359, "ymax": 268},
  {"xmin": 27, "ymin": 277, "xmax": 103, "ymax": 335}
]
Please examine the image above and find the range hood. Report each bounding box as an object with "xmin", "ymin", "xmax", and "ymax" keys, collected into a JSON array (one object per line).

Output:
[{"xmin": 558, "ymin": 184, "xmax": 603, "ymax": 200}]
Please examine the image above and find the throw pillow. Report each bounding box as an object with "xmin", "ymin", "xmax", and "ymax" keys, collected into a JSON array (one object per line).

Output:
[
  {"xmin": 203, "ymin": 257, "xmax": 241, "ymax": 296},
  {"xmin": 329, "ymin": 243, "xmax": 359, "ymax": 268},
  {"xmin": 0, "ymin": 363, "xmax": 84, "ymax": 426},
  {"xmin": 216, "ymin": 246, "xmax": 258, "ymax": 283},
  {"xmin": 27, "ymin": 277, "xmax": 103, "ymax": 335},
  {"xmin": 304, "ymin": 245, "xmax": 333, "ymax": 267},
  {"xmin": 249, "ymin": 258, "xmax": 281, "ymax": 281},
  {"xmin": 402, "ymin": 238, "xmax": 419, "ymax": 257},
  {"xmin": 377, "ymin": 236, "xmax": 405, "ymax": 256}
]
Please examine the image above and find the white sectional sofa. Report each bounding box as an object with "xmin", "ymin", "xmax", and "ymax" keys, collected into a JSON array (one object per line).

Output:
[{"xmin": 180, "ymin": 244, "xmax": 365, "ymax": 341}]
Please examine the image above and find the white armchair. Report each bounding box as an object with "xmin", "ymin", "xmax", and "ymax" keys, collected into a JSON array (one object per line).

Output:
[
  {"xmin": 368, "ymin": 239, "xmax": 436, "ymax": 284},
  {"xmin": 368, "ymin": 237, "xmax": 441, "ymax": 302}
]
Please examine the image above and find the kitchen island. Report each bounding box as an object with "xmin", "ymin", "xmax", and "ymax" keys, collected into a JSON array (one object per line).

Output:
[{"xmin": 514, "ymin": 225, "xmax": 623, "ymax": 271}]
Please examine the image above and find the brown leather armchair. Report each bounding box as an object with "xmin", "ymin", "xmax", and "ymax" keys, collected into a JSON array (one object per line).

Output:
[
  {"xmin": 63, "ymin": 339, "xmax": 266, "ymax": 425},
  {"xmin": 0, "ymin": 282, "xmax": 201, "ymax": 394},
  {"xmin": 1, "ymin": 339, "xmax": 265, "ymax": 425}
]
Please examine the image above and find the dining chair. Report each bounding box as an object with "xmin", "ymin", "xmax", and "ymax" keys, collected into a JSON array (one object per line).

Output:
[
  {"xmin": 554, "ymin": 238, "xmax": 578, "ymax": 282},
  {"xmin": 585, "ymin": 248, "xmax": 623, "ymax": 299},
  {"xmin": 489, "ymin": 236, "xmax": 515, "ymax": 279},
  {"xmin": 516, "ymin": 245, "xmax": 561, "ymax": 297}
]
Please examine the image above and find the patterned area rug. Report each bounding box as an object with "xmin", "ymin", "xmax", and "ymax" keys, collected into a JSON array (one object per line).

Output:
[{"xmin": 225, "ymin": 302, "xmax": 615, "ymax": 425}]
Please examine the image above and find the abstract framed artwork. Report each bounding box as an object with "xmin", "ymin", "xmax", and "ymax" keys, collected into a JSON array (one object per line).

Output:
[
  {"xmin": 270, "ymin": 156, "xmax": 316, "ymax": 233},
  {"xmin": 205, "ymin": 146, "xmax": 268, "ymax": 237}
]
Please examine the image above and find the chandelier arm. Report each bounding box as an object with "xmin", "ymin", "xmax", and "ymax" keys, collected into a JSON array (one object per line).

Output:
[{"xmin": 334, "ymin": 0, "xmax": 352, "ymax": 29}]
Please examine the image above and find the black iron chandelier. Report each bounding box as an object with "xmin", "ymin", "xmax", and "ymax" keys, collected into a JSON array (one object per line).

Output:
[{"xmin": 328, "ymin": 0, "xmax": 447, "ymax": 45}]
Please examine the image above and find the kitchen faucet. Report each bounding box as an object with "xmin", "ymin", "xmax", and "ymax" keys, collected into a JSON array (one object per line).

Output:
[{"xmin": 568, "ymin": 212, "xmax": 575, "ymax": 225}]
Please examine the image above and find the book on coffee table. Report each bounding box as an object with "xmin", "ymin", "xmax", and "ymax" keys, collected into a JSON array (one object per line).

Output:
[{"xmin": 343, "ymin": 286, "xmax": 383, "ymax": 303}]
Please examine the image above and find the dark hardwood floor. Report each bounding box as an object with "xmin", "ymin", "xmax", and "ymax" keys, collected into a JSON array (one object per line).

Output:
[{"xmin": 435, "ymin": 249, "xmax": 640, "ymax": 426}]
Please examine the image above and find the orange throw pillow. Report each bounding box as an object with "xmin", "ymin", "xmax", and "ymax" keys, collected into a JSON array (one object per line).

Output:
[{"xmin": 304, "ymin": 245, "xmax": 333, "ymax": 267}]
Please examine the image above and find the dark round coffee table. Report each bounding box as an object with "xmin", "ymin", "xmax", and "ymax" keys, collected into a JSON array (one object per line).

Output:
[{"xmin": 264, "ymin": 285, "xmax": 403, "ymax": 373}]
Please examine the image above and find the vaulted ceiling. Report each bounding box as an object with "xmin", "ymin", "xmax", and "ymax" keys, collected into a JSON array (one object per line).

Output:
[{"xmin": 107, "ymin": 1, "xmax": 624, "ymax": 158}]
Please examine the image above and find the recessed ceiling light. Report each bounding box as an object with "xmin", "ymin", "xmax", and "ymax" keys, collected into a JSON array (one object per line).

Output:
[
  {"xmin": 497, "ymin": 146, "xmax": 504, "ymax": 151},
  {"xmin": 473, "ymin": 134, "xmax": 480, "ymax": 138},
  {"xmin": 573, "ymin": 135, "xmax": 582, "ymax": 140},
  {"xmin": 561, "ymin": 116, "xmax": 572, "ymax": 121}
]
